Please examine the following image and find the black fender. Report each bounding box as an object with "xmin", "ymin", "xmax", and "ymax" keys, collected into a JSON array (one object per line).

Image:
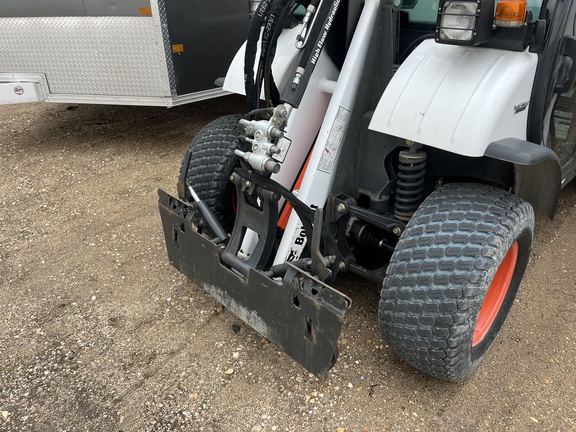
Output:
[{"xmin": 485, "ymin": 138, "xmax": 561, "ymax": 218}]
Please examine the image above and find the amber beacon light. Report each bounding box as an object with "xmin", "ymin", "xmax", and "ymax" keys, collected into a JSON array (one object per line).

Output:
[{"xmin": 495, "ymin": 0, "xmax": 528, "ymax": 28}]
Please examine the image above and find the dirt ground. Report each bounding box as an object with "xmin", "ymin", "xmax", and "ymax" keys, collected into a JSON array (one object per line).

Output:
[{"xmin": 0, "ymin": 97, "xmax": 575, "ymax": 432}]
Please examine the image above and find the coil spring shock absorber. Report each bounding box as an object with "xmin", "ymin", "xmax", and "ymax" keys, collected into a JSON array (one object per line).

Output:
[{"xmin": 394, "ymin": 147, "xmax": 427, "ymax": 221}]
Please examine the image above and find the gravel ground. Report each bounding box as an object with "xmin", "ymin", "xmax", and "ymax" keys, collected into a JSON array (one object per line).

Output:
[{"xmin": 0, "ymin": 97, "xmax": 575, "ymax": 431}]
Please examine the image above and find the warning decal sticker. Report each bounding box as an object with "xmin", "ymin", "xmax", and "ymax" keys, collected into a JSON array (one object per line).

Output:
[{"xmin": 318, "ymin": 106, "xmax": 351, "ymax": 174}]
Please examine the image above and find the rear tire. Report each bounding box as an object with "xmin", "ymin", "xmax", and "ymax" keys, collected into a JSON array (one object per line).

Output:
[
  {"xmin": 180, "ymin": 114, "xmax": 245, "ymax": 234},
  {"xmin": 379, "ymin": 183, "xmax": 534, "ymax": 382}
]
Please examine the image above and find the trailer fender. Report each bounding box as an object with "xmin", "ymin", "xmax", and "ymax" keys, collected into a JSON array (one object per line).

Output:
[
  {"xmin": 369, "ymin": 40, "xmax": 539, "ymax": 157},
  {"xmin": 485, "ymin": 138, "xmax": 561, "ymax": 219}
]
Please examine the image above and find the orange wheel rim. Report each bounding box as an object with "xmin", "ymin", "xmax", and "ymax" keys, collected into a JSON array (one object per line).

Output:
[{"xmin": 472, "ymin": 242, "xmax": 519, "ymax": 347}]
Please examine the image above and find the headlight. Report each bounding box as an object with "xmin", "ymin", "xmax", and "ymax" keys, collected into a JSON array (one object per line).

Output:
[
  {"xmin": 439, "ymin": 2, "xmax": 477, "ymax": 42},
  {"xmin": 436, "ymin": 0, "xmax": 494, "ymax": 46}
]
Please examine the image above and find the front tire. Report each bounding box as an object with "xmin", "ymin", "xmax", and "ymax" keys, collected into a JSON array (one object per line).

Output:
[
  {"xmin": 379, "ymin": 183, "xmax": 534, "ymax": 382},
  {"xmin": 180, "ymin": 114, "xmax": 246, "ymax": 234}
]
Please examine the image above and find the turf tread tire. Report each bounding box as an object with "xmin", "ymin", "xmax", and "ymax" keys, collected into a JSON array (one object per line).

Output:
[
  {"xmin": 379, "ymin": 183, "xmax": 534, "ymax": 382},
  {"xmin": 179, "ymin": 114, "xmax": 245, "ymax": 233}
]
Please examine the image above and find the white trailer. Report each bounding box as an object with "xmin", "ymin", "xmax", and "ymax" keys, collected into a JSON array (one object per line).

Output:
[{"xmin": 0, "ymin": 0, "xmax": 250, "ymax": 106}]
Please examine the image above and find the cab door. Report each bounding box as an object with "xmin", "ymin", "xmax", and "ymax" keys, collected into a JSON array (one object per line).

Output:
[{"xmin": 527, "ymin": 0, "xmax": 576, "ymax": 185}]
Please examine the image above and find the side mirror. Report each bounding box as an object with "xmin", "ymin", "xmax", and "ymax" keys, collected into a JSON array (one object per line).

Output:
[{"xmin": 554, "ymin": 35, "xmax": 576, "ymax": 94}]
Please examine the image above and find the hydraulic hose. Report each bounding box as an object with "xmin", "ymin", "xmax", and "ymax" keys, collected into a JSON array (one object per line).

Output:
[
  {"xmin": 281, "ymin": 0, "xmax": 343, "ymax": 108},
  {"xmin": 245, "ymin": 0, "xmax": 271, "ymax": 111},
  {"xmin": 245, "ymin": 0, "xmax": 312, "ymax": 111}
]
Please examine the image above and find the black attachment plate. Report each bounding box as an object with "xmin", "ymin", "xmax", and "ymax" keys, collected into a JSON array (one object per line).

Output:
[{"xmin": 158, "ymin": 189, "xmax": 352, "ymax": 380}]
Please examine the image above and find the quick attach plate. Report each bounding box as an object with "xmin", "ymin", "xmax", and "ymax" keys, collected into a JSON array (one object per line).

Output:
[{"xmin": 158, "ymin": 189, "xmax": 352, "ymax": 380}]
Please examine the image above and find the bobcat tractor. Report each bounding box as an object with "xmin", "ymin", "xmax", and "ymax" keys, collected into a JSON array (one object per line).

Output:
[{"xmin": 158, "ymin": 0, "xmax": 576, "ymax": 381}]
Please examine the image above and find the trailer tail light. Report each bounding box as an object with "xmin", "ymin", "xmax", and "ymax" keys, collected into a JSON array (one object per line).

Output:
[
  {"xmin": 495, "ymin": 0, "xmax": 527, "ymax": 28},
  {"xmin": 436, "ymin": 0, "xmax": 494, "ymax": 46}
]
